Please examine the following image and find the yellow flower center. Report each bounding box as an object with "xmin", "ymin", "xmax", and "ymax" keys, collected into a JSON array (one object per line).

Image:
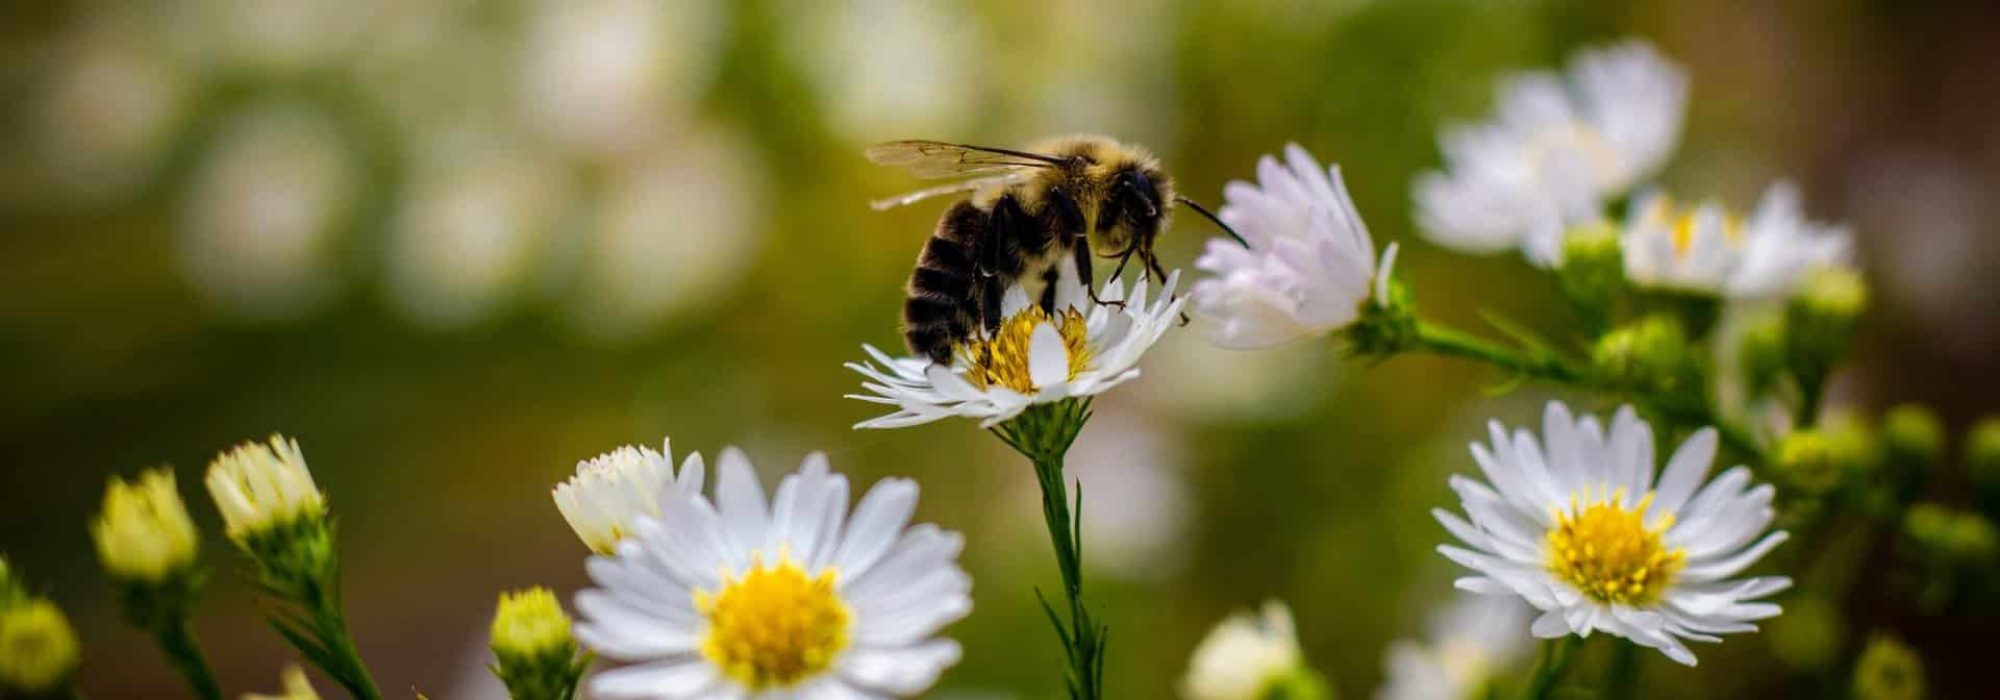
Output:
[
  {"xmin": 697, "ymin": 558, "xmax": 851, "ymax": 690},
  {"xmin": 1545, "ymin": 491, "xmax": 1686, "ymax": 606},
  {"xmin": 957, "ymin": 306, "xmax": 1091, "ymax": 394},
  {"xmin": 1659, "ymin": 199, "xmax": 1743, "ymax": 260}
]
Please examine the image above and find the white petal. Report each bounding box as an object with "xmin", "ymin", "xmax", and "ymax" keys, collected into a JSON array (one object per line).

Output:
[
  {"xmin": 589, "ymin": 659, "xmax": 720, "ymax": 700},
  {"xmin": 833, "ymin": 478, "xmax": 918, "ymax": 581},
  {"xmin": 838, "ymin": 640, "xmax": 963, "ymax": 695},
  {"xmin": 1026, "ymin": 322, "xmax": 1069, "ymax": 389}
]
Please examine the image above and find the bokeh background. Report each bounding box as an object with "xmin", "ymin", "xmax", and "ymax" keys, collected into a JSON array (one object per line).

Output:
[{"xmin": 4, "ymin": 0, "xmax": 1997, "ymax": 697}]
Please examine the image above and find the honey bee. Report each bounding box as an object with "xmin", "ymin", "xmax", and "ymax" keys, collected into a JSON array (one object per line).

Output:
[{"xmin": 868, "ymin": 135, "xmax": 1234, "ymax": 364}]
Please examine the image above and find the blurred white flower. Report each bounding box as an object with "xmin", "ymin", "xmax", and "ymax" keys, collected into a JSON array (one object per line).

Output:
[
  {"xmin": 572, "ymin": 126, "xmax": 764, "ymax": 340},
  {"xmin": 797, "ymin": 0, "xmax": 980, "ymax": 139},
  {"xmin": 1622, "ymin": 182, "xmax": 1853, "ymax": 299},
  {"xmin": 1415, "ymin": 41, "xmax": 1687, "ymax": 266},
  {"xmin": 1437, "ymin": 402, "xmax": 1791, "ymax": 665},
  {"xmin": 1192, "ymin": 144, "xmax": 1396, "ymax": 350},
  {"xmin": 33, "ymin": 17, "xmax": 188, "ymax": 201},
  {"xmin": 574, "ymin": 449, "xmax": 968, "ymax": 698},
  {"xmin": 173, "ymin": 0, "xmax": 379, "ymax": 73},
  {"xmin": 178, "ymin": 102, "xmax": 357, "ymax": 321},
  {"xmin": 519, "ymin": 0, "xmax": 721, "ymax": 156},
  {"xmin": 553, "ymin": 440, "xmax": 706, "ymax": 555},
  {"xmin": 386, "ymin": 133, "xmax": 568, "ymax": 329},
  {"xmin": 1137, "ymin": 330, "xmax": 1332, "ymax": 424},
  {"xmin": 1376, "ymin": 593, "xmax": 1532, "ymax": 700},
  {"xmin": 1182, "ymin": 601, "xmax": 1308, "ymax": 700},
  {"xmin": 848, "ymin": 266, "xmax": 1185, "ymax": 429}
]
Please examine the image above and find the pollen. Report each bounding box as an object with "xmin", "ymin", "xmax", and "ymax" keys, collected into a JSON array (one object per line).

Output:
[
  {"xmin": 696, "ymin": 558, "xmax": 851, "ymax": 690},
  {"xmin": 958, "ymin": 305, "xmax": 1091, "ymax": 393},
  {"xmin": 1545, "ymin": 490, "xmax": 1686, "ymax": 606}
]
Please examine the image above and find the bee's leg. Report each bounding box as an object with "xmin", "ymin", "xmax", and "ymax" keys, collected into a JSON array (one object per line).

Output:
[
  {"xmin": 1073, "ymin": 234, "xmax": 1120, "ymax": 310},
  {"xmin": 1038, "ymin": 267, "xmax": 1061, "ymax": 313},
  {"xmin": 1098, "ymin": 249, "xmax": 1136, "ymax": 306}
]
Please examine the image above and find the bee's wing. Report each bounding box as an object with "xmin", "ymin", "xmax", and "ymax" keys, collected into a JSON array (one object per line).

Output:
[
  {"xmin": 869, "ymin": 174, "xmax": 1023, "ymax": 211},
  {"xmin": 865, "ymin": 140, "xmax": 1063, "ymax": 179}
]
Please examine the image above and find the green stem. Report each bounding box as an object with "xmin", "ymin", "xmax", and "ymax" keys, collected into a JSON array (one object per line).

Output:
[
  {"xmin": 1521, "ymin": 637, "xmax": 1581, "ymax": 700},
  {"xmin": 309, "ymin": 581, "xmax": 383, "ymax": 700},
  {"xmin": 153, "ymin": 620, "xmax": 223, "ymax": 700},
  {"xmin": 1413, "ymin": 322, "xmax": 1583, "ymax": 384},
  {"xmin": 993, "ymin": 400, "xmax": 1104, "ymax": 700},
  {"xmin": 1604, "ymin": 639, "xmax": 1640, "ymax": 700}
]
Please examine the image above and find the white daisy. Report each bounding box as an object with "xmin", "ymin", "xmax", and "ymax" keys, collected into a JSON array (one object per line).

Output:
[
  {"xmin": 1376, "ymin": 593, "xmax": 1532, "ymax": 700},
  {"xmin": 1622, "ymin": 182, "xmax": 1854, "ymax": 299},
  {"xmin": 1181, "ymin": 601, "xmax": 1308, "ymax": 700},
  {"xmin": 573, "ymin": 448, "xmax": 969, "ymax": 699},
  {"xmin": 1436, "ymin": 401, "xmax": 1792, "ymax": 666},
  {"xmin": 847, "ymin": 265, "xmax": 1184, "ymax": 429},
  {"xmin": 553, "ymin": 440, "xmax": 707, "ymax": 555},
  {"xmin": 1190, "ymin": 143, "xmax": 1398, "ymax": 350},
  {"xmin": 1415, "ymin": 40, "xmax": 1687, "ymax": 266}
]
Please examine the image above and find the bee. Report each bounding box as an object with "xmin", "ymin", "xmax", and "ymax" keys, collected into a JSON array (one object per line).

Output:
[{"xmin": 867, "ymin": 135, "xmax": 1235, "ymax": 364}]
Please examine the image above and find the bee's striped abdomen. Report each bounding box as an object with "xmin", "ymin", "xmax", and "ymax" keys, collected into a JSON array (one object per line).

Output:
[{"xmin": 903, "ymin": 200, "xmax": 986, "ymax": 363}]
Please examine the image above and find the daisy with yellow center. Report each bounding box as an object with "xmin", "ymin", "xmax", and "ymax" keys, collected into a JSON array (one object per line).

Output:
[
  {"xmin": 847, "ymin": 262, "xmax": 1184, "ymax": 429},
  {"xmin": 573, "ymin": 446, "xmax": 969, "ymax": 698},
  {"xmin": 1436, "ymin": 402, "xmax": 1791, "ymax": 666},
  {"xmin": 1622, "ymin": 182, "xmax": 1852, "ymax": 299}
]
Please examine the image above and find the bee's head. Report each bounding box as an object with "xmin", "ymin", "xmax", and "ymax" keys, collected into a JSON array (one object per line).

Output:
[{"xmin": 1093, "ymin": 163, "xmax": 1173, "ymax": 261}]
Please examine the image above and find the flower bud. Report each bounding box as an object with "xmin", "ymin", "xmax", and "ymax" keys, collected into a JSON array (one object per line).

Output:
[
  {"xmin": 1903, "ymin": 503, "xmax": 1999, "ymax": 568},
  {"xmin": 1591, "ymin": 314, "xmax": 1689, "ymax": 392},
  {"xmin": 1775, "ymin": 431, "xmax": 1841, "ymax": 495},
  {"xmin": 1820, "ymin": 411, "xmax": 1882, "ymax": 479},
  {"xmin": 1852, "ymin": 634, "xmax": 1924, "ymax": 700},
  {"xmin": 0, "ymin": 598, "xmax": 80, "ymax": 695},
  {"xmin": 205, "ymin": 435, "xmax": 326, "ymax": 542},
  {"xmin": 92, "ymin": 468, "xmax": 200, "ymax": 584},
  {"xmin": 1182, "ymin": 601, "xmax": 1324, "ymax": 700},
  {"xmin": 1882, "ymin": 405, "xmax": 1943, "ymax": 498},
  {"xmin": 1556, "ymin": 224, "xmax": 1625, "ymax": 321},
  {"xmin": 1967, "ymin": 417, "xmax": 2000, "ymax": 510},
  {"xmin": 489, "ymin": 587, "xmax": 586, "ymax": 700},
  {"xmin": 1784, "ymin": 267, "xmax": 1866, "ymax": 391},
  {"xmin": 1736, "ymin": 313, "xmax": 1789, "ymax": 399}
]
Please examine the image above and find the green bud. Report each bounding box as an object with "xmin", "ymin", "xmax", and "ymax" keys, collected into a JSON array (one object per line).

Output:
[
  {"xmin": 1883, "ymin": 404, "xmax": 1944, "ymax": 492},
  {"xmin": 490, "ymin": 588, "xmax": 587, "ymax": 700},
  {"xmin": 1852, "ymin": 634, "xmax": 1924, "ymax": 700},
  {"xmin": 0, "ymin": 557, "xmax": 23, "ymax": 612},
  {"xmin": 1820, "ymin": 411, "xmax": 1882, "ymax": 479},
  {"xmin": 1591, "ymin": 314, "xmax": 1688, "ymax": 391},
  {"xmin": 0, "ymin": 598, "xmax": 80, "ymax": 695},
  {"xmin": 1903, "ymin": 503, "xmax": 1999, "ymax": 568},
  {"xmin": 1556, "ymin": 223, "xmax": 1625, "ymax": 324},
  {"xmin": 1784, "ymin": 267, "xmax": 1867, "ymax": 396},
  {"xmin": 1736, "ymin": 313, "xmax": 1789, "ymax": 399},
  {"xmin": 1967, "ymin": 417, "xmax": 2000, "ymax": 497},
  {"xmin": 1775, "ymin": 431, "xmax": 1842, "ymax": 495}
]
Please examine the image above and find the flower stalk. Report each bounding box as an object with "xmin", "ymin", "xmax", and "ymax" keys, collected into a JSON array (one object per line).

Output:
[
  {"xmin": 1522, "ymin": 636, "xmax": 1581, "ymax": 700},
  {"xmin": 991, "ymin": 398, "xmax": 1106, "ymax": 700}
]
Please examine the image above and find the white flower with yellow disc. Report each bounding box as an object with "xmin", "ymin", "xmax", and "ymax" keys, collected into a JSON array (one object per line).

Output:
[
  {"xmin": 1622, "ymin": 182, "xmax": 1852, "ymax": 299},
  {"xmin": 1436, "ymin": 401, "xmax": 1791, "ymax": 665},
  {"xmin": 847, "ymin": 266, "xmax": 1184, "ymax": 429},
  {"xmin": 573, "ymin": 447, "xmax": 969, "ymax": 698}
]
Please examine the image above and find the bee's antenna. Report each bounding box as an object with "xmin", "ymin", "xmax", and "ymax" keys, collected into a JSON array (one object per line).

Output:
[{"xmin": 1175, "ymin": 197, "xmax": 1248, "ymax": 248}]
